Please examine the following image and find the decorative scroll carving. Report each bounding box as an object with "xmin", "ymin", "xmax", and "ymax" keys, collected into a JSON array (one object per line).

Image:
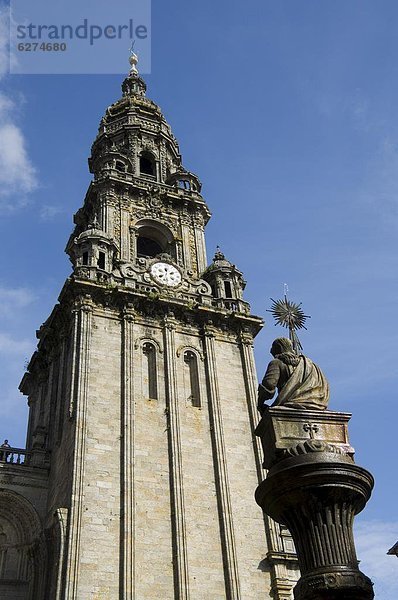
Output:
[{"xmin": 282, "ymin": 439, "xmax": 353, "ymax": 459}]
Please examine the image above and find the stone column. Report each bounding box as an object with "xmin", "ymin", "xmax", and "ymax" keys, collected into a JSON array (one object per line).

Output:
[
  {"xmin": 129, "ymin": 226, "xmax": 138, "ymax": 263},
  {"xmin": 238, "ymin": 331, "xmax": 260, "ymax": 463},
  {"xmin": 64, "ymin": 294, "xmax": 93, "ymax": 599},
  {"xmin": 55, "ymin": 336, "xmax": 66, "ymax": 444},
  {"xmin": 255, "ymin": 407, "xmax": 374, "ymax": 600},
  {"xmin": 203, "ymin": 324, "xmax": 241, "ymax": 599},
  {"xmin": 194, "ymin": 225, "xmax": 207, "ymax": 275},
  {"xmin": 180, "ymin": 210, "xmax": 193, "ymax": 272},
  {"xmin": 121, "ymin": 305, "xmax": 136, "ymax": 599},
  {"xmin": 54, "ymin": 508, "xmax": 68, "ymax": 600},
  {"xmin": 239, "ymin": 333, "xmax": 297, "ymax": 600},
  {"xmin": 163, "ymin": 314, "xmax": 190, "ymax": 600},
  {"xmin": 120, "ymin": 205, "xmax": 131, "ymax": 262},
  {"xmin": 100, "ymin": 192, "xmax": 115, "ymax": 235}
]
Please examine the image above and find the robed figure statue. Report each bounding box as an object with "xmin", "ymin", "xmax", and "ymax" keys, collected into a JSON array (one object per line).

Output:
[{"xmin": 257, "ymin": 337, "xmax": 329, "ymax": 415}]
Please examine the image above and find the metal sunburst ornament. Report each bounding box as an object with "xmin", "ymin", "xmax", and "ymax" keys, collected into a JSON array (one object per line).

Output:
[{"xmin": 267, "ymin": 286, "xmax": 310, "ymax": 354}]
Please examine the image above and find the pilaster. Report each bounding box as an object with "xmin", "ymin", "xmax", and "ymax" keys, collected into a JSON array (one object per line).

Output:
[
  {"xmin": 121, "ymin": 305, "xmax": 136, "ymax": 599},
  {"xmin": 194, "ymin": 224, "xmax": 207, "ymax": 275},
  {"xmin": 163, "ymin": 314, "xmax": 190, "ymax": 600},
  {"xmin": 180, "ymin": 214, "xmax": 193, "ymax": 273},
  {"xmin": 239, "ymin": 332, "xmax": 297, "ymax": 600},
  {"xmin": 120, "ymin": 206, "xmax": 131, "ymax": 262},
  {"xmin": 203, "ymin": 324, "xmax": 241, "ymax": 599},
  {"xmin": 64, "ymin": 294, "xmax": 93, "ymax": 599}
]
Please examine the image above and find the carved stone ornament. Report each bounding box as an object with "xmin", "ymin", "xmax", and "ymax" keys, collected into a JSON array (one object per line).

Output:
[
  {"xmin": 256, "ymin": 406, "xmax": 354, "ymax": 470},
  {"xmin": 120, "ymin": 263, "xmax": 139, "ymax": 279},
  {"xmin": 282, "ymin": 438, "xmax": 352, "ymax": 460},
  {"xmin": 255, "ymin": 406, "xmax": 374, "ymax": 600}
]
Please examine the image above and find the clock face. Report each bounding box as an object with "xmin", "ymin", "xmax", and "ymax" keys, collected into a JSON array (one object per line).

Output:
[{"xmin": 150, "ymin": 262, "xmax": 182, "ymax": 287}]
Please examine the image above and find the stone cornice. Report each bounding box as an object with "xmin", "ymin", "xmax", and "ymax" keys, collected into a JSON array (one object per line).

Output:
[{"xmin": 27, "ymin": 277, "xmax": 262, "ymax": 353}]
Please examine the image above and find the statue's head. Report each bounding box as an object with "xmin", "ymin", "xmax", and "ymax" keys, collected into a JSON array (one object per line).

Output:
[{"xmin": 270, "ymin": 337, "xmax": 293, "ymax": 357}]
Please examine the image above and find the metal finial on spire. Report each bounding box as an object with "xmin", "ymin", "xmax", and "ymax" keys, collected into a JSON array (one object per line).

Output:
[
  {"xmin": 128, "ymin": 42, "xmax": 139, "ymax": 76},
  {"xmin": 267, "ymin": 287, "xmax": 310, "ymax": 354},
  {"xmin": 214, "ymin": 246, "xmax": 225, "ymax": 260}
]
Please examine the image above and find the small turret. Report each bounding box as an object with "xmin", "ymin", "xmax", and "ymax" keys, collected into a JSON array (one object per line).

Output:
[
  {"xmin": 203, "ymin": 247, "xmax": 249, "ymax": 313},
  {"xmin": 166, "ymin": 167, "xmax": 202, "ymax": 193},
  {"xmin": 67, "ymin": 216, "xmax": 119, "ymax": 284}
]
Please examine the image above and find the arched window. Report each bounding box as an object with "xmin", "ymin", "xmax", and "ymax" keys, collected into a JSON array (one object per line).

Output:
[
  {"xmin": 115, "ymin": 160, "xmax": 126, "ymax": 172},
  {"xmin": 224, "ymin": 280, "xmax": 233, "ymax": 298},
  {"xmin": 137, "ymin": 236, "xmax": 162, "ymax": 258},
  {"xmin": 184, "ymin": 351, "xmax": 201, "ymax": 407},
  {"xmin": 140, "ymin": 152, "xmax": 156, "ymax": 177},
  {"xmin": 0, "ymin": 491, "xmax": 45, "ymax": 597},
  {"xmin": 143, "ymin": 343, "xmax": 157, "ymax": 400},
  {"xmin": 178, "ymin": 179, "xmax": 191, "ymax": 190},
  {"xmin": 0, "ymin": 526, "xmax": 7, "ymax": 578},
  {"xmin": 97, "ymin": 251, "xmax": 106, "ymax": 270},
  {"xmin": 135, "ymin": 220, "xmax": 176, "ymax": 260}
]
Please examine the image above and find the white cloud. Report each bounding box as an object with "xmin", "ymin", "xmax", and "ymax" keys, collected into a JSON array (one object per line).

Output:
[
  {"xmin": 39, "ymin": 204, "xmax": 65, "ymax": 221},
  {"xmin": 0, "ymin": 387, "xmax": 29, "ymax": 445},
  {"xmin": 0, "ymin": 122, "xmax": 38, "ymax": 201},
  {"xmin": 0, "ymin": 333, "xmax": 34, "ymax": 356},
  {"xmin": 0, "ymin": 8, "xmax": 38, "ymax": 211},
  {"xmin": 0, "ymin": 92, "xmax": 13, "ymax": 114},
  {"xmin": 0, "ymin": 8, "xmax": 8, "ymax": 78},
  {"xmin": 355, "ymin": 520, "xmax": 398, "ymax": 599},
  {"xmin": 0, "ymin": 285, "xmax": 36, "ymax": 316}
]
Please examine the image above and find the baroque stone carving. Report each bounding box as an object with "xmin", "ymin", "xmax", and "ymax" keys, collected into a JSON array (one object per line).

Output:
[
  {"xmin": 256, "ymin": 406, "xmax": 374, "ymax": 600},
  {"xmin": 282, "ymin": 438, "xmax": 352, "ymax": 459}
]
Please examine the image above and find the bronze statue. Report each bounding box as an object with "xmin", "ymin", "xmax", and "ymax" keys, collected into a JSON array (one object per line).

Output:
[{"xmin": 257, "ymin": 338, "xmax": 329, "ymax": 414}]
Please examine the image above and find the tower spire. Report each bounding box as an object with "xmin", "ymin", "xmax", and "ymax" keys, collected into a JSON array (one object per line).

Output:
[
  {"xmin": 122, "ymin": 44, "xmax": 147, "ymax": 97},
  {"xmin": 128, "ymin": 43, "xmax": 139, "ymax": 76}
]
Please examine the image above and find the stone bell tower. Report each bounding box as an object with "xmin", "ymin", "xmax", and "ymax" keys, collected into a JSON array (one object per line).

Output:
[{"xmin": 0, "ymin": 53, "xmax": 300, "ymax": 599}]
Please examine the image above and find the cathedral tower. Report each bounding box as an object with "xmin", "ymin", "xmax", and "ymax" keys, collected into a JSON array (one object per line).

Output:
[{"xmin": 0, "ymin": 55, "xmax": 299, "ymax": 599}]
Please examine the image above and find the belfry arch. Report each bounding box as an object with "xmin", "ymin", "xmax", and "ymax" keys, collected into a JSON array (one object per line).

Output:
[{"xmin": 134, "ymin": 218, "xmax": 176, "ymax": 259}]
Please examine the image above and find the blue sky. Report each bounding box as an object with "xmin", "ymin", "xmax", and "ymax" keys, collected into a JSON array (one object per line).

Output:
[{"xmin": 1, "ymin": 0, "xmax": 398, "ymax": 595}]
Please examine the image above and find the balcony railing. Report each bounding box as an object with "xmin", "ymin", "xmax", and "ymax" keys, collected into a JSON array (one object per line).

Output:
[
  {"xmin": 0, "ymin": 447, "xmax": 32, "ymax": 465},
  {"xmin": 212, "ymin": 298, "xmax": 251, "ymax": 314}
]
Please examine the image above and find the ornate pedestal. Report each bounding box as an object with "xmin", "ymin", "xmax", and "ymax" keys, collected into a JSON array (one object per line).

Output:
[{"xmin": 255, "ymin": 407, "xmax": 374, "ymax": 600}]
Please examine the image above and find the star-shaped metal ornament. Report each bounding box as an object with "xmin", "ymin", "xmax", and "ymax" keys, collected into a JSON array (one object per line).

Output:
[{"xmin": 267, "ymin": 295, "xmax": 310, "ymax": 354}]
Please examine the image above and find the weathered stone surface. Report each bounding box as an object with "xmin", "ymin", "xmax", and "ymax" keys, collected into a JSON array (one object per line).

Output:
[
  {"xmin": 0, "ymin": 64, "xmax": 300, "ymax": 599},
  {"xmin": 256, "ymin": 406, "xmax": 354, "ymax": 469},
  {"xmin": 256, "ymin": 407, "xmax": 374, "ymax": 600}
]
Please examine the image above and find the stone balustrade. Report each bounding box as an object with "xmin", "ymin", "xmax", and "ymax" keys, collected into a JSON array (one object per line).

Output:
[{"xmin": 0, "ymin": 447, "xmax": 32, "ymax": 465}]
